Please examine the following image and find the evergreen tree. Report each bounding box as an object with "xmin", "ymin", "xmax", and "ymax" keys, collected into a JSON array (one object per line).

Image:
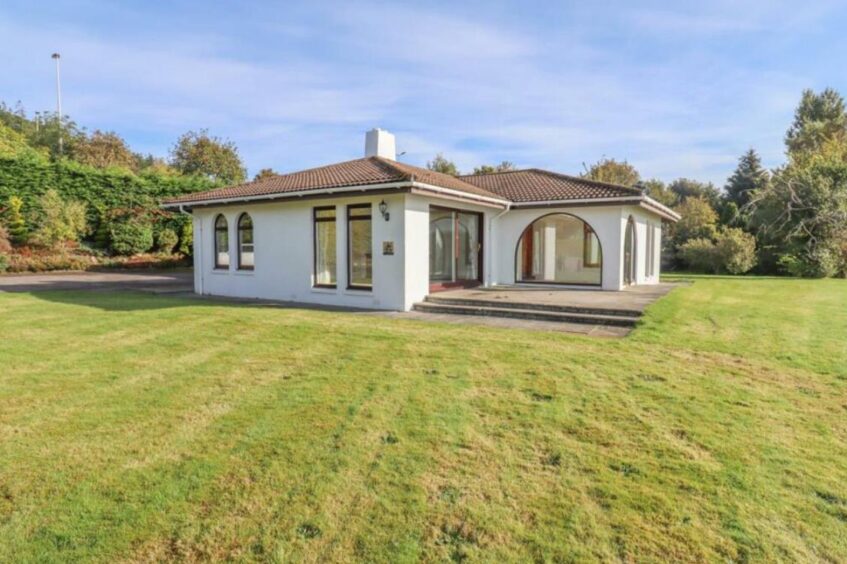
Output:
[
  {"xmin": 724, "ymin": 149, "xmax": 769, "ymax": 208},
  {"xmin": 5, "ymin": 195, "xmax": 28, "ymax": 245},
  {"xmin": 785, "ymin": 88, "xmax": 847, "ymax": 158}
]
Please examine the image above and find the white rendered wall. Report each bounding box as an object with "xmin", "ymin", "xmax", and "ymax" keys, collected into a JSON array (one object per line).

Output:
[
  {"xmin": 492, "ymin": 206, "xmax": 626, "ymax": 290},
  {"xmin": 191, "ymin": 193, "xmax": 407, "ymax": 310},
  {"xmin": 401, "ymin": 194, "xmax": 497, "ymax": 308},
  {"xmin": 621, "ymin": 205, "xmax": 663, "ymax": 285},
  {"xmin": 189, "ymin": 196, "xmax": 668, "ymax": 311}
]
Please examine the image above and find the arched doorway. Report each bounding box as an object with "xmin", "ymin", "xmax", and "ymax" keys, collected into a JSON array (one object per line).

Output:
[
  {"xmin": 514, "ymin": 213, "xmax": 602, "ymax": 286},
  {"xmin": 623, "ymin": 215, "xmax": 637, "ymax": 286}
]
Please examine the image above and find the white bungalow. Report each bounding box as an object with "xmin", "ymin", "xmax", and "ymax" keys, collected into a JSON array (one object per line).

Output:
[{"xmin": 163, "ymin": 129, "xmax": 679, "ymax": 312}]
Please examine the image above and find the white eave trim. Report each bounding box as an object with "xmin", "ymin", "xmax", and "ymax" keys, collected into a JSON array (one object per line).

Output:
[
  {"xmin": 509, "ymin": 195, "xmax": 680, "ymax": 222},
  {"xmin": 641, "ymin": 196, "xmax": 681, "ymax": 222},
  {"xmin": 410, "ymin": 181, "xmax": 510, "ymax": 207}
]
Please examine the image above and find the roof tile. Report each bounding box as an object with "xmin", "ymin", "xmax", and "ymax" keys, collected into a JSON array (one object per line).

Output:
[{"xmin": 458, "ymin": 169, "xmax": 642, "ymax": 203}]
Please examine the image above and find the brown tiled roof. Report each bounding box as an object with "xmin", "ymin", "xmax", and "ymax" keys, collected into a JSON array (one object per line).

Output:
[
  {"xmin": 163, "ymin": 156, "xmax": 503, "ymax": 205},
  {"xmin": 458, "ymin": 169, "xmax": 642, "ymax": 203}
]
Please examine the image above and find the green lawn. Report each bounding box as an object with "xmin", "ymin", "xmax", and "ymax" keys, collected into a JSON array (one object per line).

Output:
[{"xmin": 0, "ymin": 277, "xmax": 845, "ymax": 562}]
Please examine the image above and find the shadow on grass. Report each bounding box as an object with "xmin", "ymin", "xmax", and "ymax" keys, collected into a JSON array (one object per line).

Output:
[{"xmin": 20, "ymin": 289, "xmax": 383, "ymax": 314}]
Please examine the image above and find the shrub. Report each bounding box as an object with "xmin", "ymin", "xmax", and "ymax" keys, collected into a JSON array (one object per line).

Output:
[
  {"xmin": 32, "ymin": 189, "xmax": 88, "ymax": 250},
  {"xmin": 6, "ymin": 195, "xmax": 28, "ymax": 245},
  {"xmin": 679, "ymin": 238, "xmax": 716, "ymax": 273},
  {"xmin": 777, "ymin": 245, "xmax": 842, "ymax": 278},
  {"xmin": 0, "ymin": 253, "xmax": 7, "ymax": 273},
  {"xmin": 178, "ymin": 219, "xmax": 193, "ymax": 255},
  {"xmin": 156, "ymin": 228, "xmax": 178, "ymax": 254},
  {"xmin": 0, "ymin": 224, "xmax": 11, "ymax": 253},
  {"xmin": 110, "ymin": 219, "xmax": 154, "ymax": 256},
  {"xmin": 714, "ymin": 228, "xmax": 757, "ymax": 274}
]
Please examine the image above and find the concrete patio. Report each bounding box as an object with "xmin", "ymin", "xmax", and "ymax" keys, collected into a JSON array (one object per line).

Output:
[{"xmin": 432, "ymin": 284, "xmax": 676, "ymax": 314}]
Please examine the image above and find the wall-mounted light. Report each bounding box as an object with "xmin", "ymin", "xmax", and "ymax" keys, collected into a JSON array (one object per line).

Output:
[{"xmin": 378, "ymin": 199, "xmax": 390, "ymax": 221}]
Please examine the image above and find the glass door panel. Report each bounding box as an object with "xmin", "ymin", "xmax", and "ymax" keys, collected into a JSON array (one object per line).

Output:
[
  {"xmin": 456, "ymin": 212, "xmax": 479, "ymax": 281},
  {"xmin": 429, "ymin": 208, "xmax": 482, "ymax": 288},
  {"xmin": 429, "ymin": 209, "xmax": 455, "ymax": 281}
]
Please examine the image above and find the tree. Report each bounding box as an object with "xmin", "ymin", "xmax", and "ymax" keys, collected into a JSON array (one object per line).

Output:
[
  {"xmin": 785, "ymin": 88, "xmax": 846, "ymax": 158},
  {"xmin": 5, "ymin": 195, "xmax": 28, "ymax": 245},
  {"xmin": 426, "ymin": 153, "xmax": 459, "ymax": 176},
  {"xmin": 32, "ymin": 190, "xmax": 88, "ymax": 249},
  {"xmin": 582, "ymin": 158, "xmax": 640, "ymax": 187},
  {"xmin": 673, "ymin": 197, "xmax": 719, "ymax": 244},
  {"xmin": 472, "ymin": 161, "xmax": 516, "ymax": 175},
  {"xmin": 73, "ymin": 130, "xmax": 136, "ymax": 170},
  {"xmin": 170, "ymin": 129, "xmax": 246, "ymax": 184},
  {"xmin": 253, "ymin": 168, "xmax": 278, "ymax": 181},
  {"xmin": 724, "ymin": 149, "xmax": 769, "ymax": 209},
  {"xmin": 668, "ymin": 178, "xmax": 722, "ymax": 208},
  {"xmin": 749, "ymin": 138, "xmax": 847, "ymax": 277}
]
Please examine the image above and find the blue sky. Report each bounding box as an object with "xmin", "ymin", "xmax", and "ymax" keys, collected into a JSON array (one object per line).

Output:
[{"xmin": 2, "ymin": 0, "xmax": 846, "ymax": 185}]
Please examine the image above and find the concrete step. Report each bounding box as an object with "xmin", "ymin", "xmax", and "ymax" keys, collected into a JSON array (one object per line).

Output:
[
  {"xmin": 423, "ymin": 295, "xmax": 642, "ymax": 318},
  {"xmin": 412, "ymin": 301, "xmax": 640, "ymax": 327}
]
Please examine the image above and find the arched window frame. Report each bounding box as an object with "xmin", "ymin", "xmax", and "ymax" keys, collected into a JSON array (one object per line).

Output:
[
  {"xmin": 513, "ymin": 212, "xmax": 603, "ymax": 287},
  {"xmin": 214, "ymin": 214, "xmax": 229, "ymax": 270},
  {"xmin": 237, "ymin": 212, "xmax": 254, "ymax": 271}
]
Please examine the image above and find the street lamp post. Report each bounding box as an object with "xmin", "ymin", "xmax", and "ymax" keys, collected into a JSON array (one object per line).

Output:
[{"xmin": 51, "ymin": 52, "xmax": 63, "ymax": 156}]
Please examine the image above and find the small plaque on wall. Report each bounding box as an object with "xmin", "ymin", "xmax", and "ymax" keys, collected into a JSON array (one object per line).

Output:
[{"xmin": 382, "ymin": 241, "xmax": 395, "ymax": 255}]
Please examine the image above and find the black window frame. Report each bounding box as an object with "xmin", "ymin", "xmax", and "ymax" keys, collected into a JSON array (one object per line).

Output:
[
  {"xmin": 214, "ymin": 214, "xmax": 229, "ymax": 270},
  {"xmin": 346, "ymin": 203, "xmax": 373, "ymax": 291},
  {"xmin": 313, "ymin": 206, "xmax": 337, "ymax": 289},
  {"xmin": 237, "ymin": 212, "xmax": 254, "ymax": 271}
]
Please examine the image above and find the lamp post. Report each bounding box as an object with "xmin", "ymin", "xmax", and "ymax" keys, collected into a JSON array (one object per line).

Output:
[{"xmin": 51, "ymin": 52, "xmax": 63, "ymax": 156}]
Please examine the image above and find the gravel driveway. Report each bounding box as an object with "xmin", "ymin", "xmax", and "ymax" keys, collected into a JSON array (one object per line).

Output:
[{"xmin": 0, "ymin": 270, "xmax": 194, "ymax": 293}]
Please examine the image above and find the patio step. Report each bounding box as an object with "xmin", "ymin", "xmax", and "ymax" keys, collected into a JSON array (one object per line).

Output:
[
  {"xmin": 422, "ymin": 295, "xmax": 642, "ymax": 318},
  {"xmin": 412, "ymin": 301, "xmax": 640, "ymax": 327}
]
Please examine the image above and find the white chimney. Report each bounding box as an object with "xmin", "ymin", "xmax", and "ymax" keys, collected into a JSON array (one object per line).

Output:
[{"xmin": 364, "ymin": 128, "xmax": 396, "ymax": 160}]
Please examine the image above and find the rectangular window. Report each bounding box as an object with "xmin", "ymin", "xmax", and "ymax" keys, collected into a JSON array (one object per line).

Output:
[
  {"xmin": 583, "ymin": 224, "xmax": 601, "ymax": 267},
  {"xmin": 347, "ymin": 204, "xmax": 372, "ymax": 290},
  {"xmin": 314, "ymin": 207, "xmax": 337, "ymax": 287}
]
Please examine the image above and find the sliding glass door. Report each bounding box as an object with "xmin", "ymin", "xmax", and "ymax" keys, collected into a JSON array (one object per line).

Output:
[{"xmin": 429, "ymin": 207, "xmax": 482, "ymax": 291}]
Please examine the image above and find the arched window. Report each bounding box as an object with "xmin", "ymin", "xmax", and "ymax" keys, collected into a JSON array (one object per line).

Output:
[
  {"xmin": 515, "ymin": 213, "xmax": 602, "ymax": 286},
  {"xmin": 214, "ymin": 214, "xmax": 229, "ymax": 269},
  {"xmin": 237, "ymin": 213, "xmax": 254, "ymax": 270}
]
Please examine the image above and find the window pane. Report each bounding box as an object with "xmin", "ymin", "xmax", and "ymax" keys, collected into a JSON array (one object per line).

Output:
[
  {"xmin": 238, "ymin": 214, "xmax": 254, "ymax": 270},
  {"xmin": 349, "ymin": 217, "xmax": 372, "ymax": 287},
  {"xmin": 516, "ymin": 214, "xmax": 601, "ymax": 285},
  {"xmin": 315, "ymin": 208, "xmax": 335, "ymax": 220},
  {"xmin": 315, "ymin": 219, "xmax": 337, "ymax": 285},
  {"xmin": 349, "ymin": 206, "xmax": 371, "ymax": 218},
  {"xmin": 216, "ymin": 229, "xmax": 229, "ymax": 268}
]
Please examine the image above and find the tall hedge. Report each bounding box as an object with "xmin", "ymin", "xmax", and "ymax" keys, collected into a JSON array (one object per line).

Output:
[{"xmin": 0, "ymin": 152, "xmax": 217, "ymax": 223}]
